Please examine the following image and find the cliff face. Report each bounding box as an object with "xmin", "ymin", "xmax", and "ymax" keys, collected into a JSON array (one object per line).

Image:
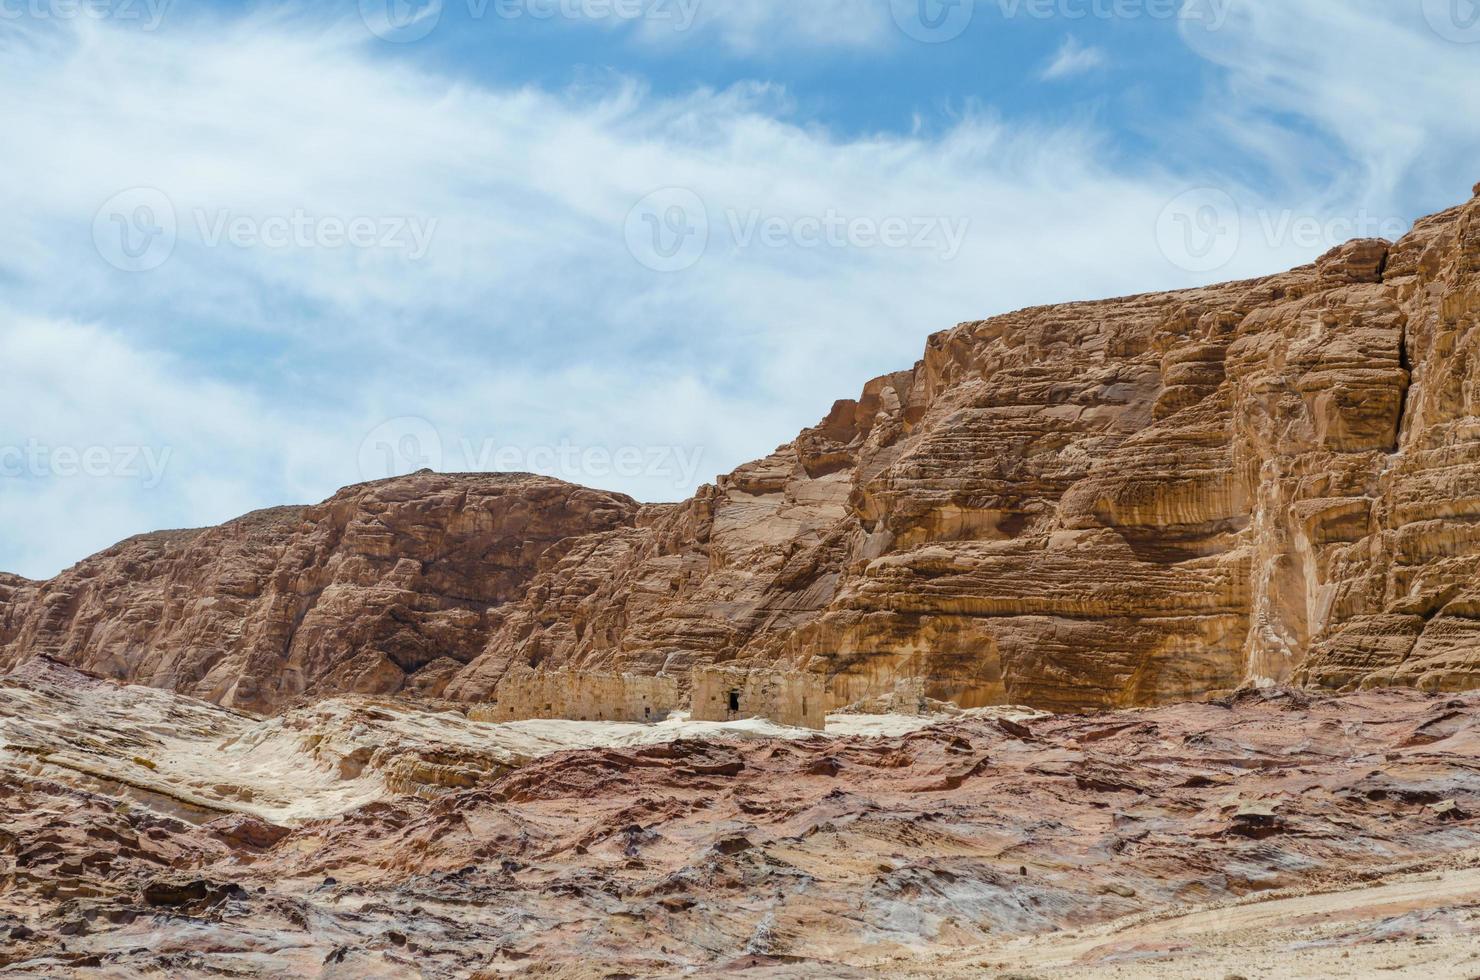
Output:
[
  {"xmin": 447, "ymin": 188, "xmax": 1479, "ymax": 711},
  {"xmin": 3, "ymin": 187, "xmax": 1478, "ymax": 713},
  {"xmin": 0, "ymin": 476, "xmax": 639, "ymax": 713}
]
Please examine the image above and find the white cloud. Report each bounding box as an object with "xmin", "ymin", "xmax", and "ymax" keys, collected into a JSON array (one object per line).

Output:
[
  {"xmin": 0, "ymin": 4, "xmax": 1476, "ymax": 578},
  {"xmin": 0, "ymin": 314, "xmax": 332, "ymax": 577},
  {"xmin": 1177, "ymin": 0, "xmax": 1480, "ymax": 213},
  {"xmin": 631, "ymin": 0, "xmax": 888, "ymax": 52},
  {"xmin": 1040, "ymin": 37, "xmax": 1107, "ymax": 80}
]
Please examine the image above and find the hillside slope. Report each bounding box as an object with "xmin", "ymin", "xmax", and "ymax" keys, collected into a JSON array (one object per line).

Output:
[{"xmin": 3, "ymin": 185, "xmax": 1478, "ymax": 713}]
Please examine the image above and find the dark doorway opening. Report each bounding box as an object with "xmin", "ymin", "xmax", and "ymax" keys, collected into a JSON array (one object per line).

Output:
[{"xmin": 728, "ymin": 691, "xmax": 741, "ymax": 712}]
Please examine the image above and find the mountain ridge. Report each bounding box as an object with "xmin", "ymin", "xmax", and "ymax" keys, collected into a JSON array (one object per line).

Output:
[{"xmin": 4, "ymin": 183, "xmax": 1478, "ymax": 713}]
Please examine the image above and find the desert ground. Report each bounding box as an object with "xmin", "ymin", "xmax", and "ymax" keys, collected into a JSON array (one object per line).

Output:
[{"xmin": 6, "ymin": 658, "xmax": 1480, "ymax": 978}]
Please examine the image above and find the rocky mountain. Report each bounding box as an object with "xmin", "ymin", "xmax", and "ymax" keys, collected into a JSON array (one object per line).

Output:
[
  {"xmin": 3, "ymin": 184, "xmax": 1478, "ymax": 714},
  {"xmin": 0, "ymin": 478, "xmax": 638, "ymax": 713}
]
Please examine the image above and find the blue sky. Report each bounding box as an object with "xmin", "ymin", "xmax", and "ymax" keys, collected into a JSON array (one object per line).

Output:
[{"xmin": 1, "ymin": 0, "xmax": 1478, "ymax": 579}]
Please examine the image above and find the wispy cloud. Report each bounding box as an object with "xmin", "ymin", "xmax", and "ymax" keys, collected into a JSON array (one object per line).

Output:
[
  {"xmin": 1177, "ymin": 0, "xmax": 1480, "ymax": 212},
  {"xmin": 355, "ymin": 0, "xmax": 891, "ymax": 53},
  {"xmin": 0, "ymin": 3, "xmax": 1476, "ymax": 578},
  {"xmin": 1040, "ymin": 37, "xmax": 1108, "ymax": 81},
  {"xmin": 631, "ymin": 0, "xmax": 889, "ymax": 52}
]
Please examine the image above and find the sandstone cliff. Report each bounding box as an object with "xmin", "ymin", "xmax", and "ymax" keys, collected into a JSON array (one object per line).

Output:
[
  {"xmin": 3, "ymin": 185, "xmax": 1478, "ymax": 712},
  {"xmin": 0, "ymin": 476, "xmax": 638, "ymax": 712}
]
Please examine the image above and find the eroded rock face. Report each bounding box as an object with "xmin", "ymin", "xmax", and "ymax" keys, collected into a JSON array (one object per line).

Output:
[
  {"xmin": 0, "ymin": 474, "xmax": 639, "ymax": 712},
  {"xmin": 3, "ymin": 188, "xmax": 1479, "ymax": 711},
  {"xmin": 7, "ymin": 664, "xmax": 1480, "ymax": 976},
  {"xmin": 449, "ymin": 189, "xmax": 1480, "ymax": 709}
]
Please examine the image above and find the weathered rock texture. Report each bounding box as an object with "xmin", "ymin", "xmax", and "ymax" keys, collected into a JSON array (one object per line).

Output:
[
  {"xmin": 3, "ymin": 187, "xmax": 1479, "ymax": 712},
  {"xmin": 8, "ymin": 662, "xmax": 1480, "ymax": 977},
  {"xmin": 0, "ymin": 476, "xmax": 638, "ymax": 712}
]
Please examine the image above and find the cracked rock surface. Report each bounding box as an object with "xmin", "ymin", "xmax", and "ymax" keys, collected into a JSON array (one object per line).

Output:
[{"xmin": 6, "ymin": 661, "xmax": 1480, "ymax": 976}]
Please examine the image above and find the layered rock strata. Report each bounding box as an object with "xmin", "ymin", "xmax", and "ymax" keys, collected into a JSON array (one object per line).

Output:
[
  {"xmin": 2, "ymin": 186, "xmax": 1479, "ymax": 711},
  {"xmin": 0, "ymin": 476, "xmax": 638, "ymax": 712}
]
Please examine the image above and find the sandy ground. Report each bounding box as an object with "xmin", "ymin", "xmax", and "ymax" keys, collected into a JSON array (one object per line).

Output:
[
  {"xmin": 891, "ymin": 862, "xmax": 1480, "ymax": 978},
  {"xmin": 227, "ymin": 708, "xmax": 954, "ymax": 822}
]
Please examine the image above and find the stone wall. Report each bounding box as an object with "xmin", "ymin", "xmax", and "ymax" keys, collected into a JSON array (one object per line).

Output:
[
  {"xmin": 829, "ymin": 677, "xmax": 930, "ymax": 716},
  {"xmin": 691, "ymin": 668, "xmax": 827, "ymax": 730},
  {"xmin": 467, "ymin": 668, "xmax": 679, "ymax": 724}
]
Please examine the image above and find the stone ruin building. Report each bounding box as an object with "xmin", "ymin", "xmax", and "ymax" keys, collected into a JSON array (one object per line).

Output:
[
  {"xmin": 466, "ymin": 665, "xmax": 829, "ymax": 731},
  {"xmin": 467, "ymin": 668, "xmax": 680, "ymax": 724},
  {"xmin": 690, "ymin": 667, "xmax": 827, "ymax": 731}
]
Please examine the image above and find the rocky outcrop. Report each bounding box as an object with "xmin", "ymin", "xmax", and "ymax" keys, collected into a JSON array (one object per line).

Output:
[
  {"xmin": 448, "ymin": 186, "xmax": 1480, "ymax": 710},
  {"xmin": 3, "ymin": 186, "xmax": 1479, "ymax": 712},
  {"xmin": 7, "ymin": 664, "xmax": 1480, "ymax": 976},
  {"xmin": 0, "ymin": 474, "xmax": 639, "ymax": 712},
  {"xmin": 0, "ymin": 573, "xmax": 35, "ymax": 652}
]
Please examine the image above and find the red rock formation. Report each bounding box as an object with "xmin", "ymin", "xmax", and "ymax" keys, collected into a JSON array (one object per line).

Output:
[
  {"xmin": 2, "ymin": 186, "xmax": 1479, "ymax": 712},
  {"xmin": 451, "ymin": 189, "xmax": 1479, "ymax": 710},
  {"xmin": 0, "ymin": 573, "xmax": 34, "ymax": 650},
  {"xmin": 0, "ymin": 474, "xmax": 638, "ymax": 712},
  {"xmin": 6, "ymin": 663, "xmax": 1480, "ymax": 975}
]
